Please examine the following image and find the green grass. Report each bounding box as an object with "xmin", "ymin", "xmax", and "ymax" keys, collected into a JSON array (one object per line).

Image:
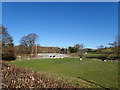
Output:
[
  {"xmin": 70, "ymin": 54, "xmax": 103, "ymax": 58},
  {"xmin": 9, "ymin": 58, "xmax": 119, "ymax": 88},
  {"xmin": 84, "ymin": 54, "xmax": 103, "ymax": 57}
]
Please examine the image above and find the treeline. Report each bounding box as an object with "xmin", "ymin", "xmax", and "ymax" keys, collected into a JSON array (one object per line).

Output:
[
  {"xmin": 0, "ymin": 26, "xmax": 66, "ymax": 61},
  {"xmin": 1, "ymin": 25, "xmax": 120, "ymax": 61},
  {"xmin": 1, "ymin": 25, "xmax": 85, "ymax": 61},
  {"xmin": 0, "ymin": 26, "xmax": 38, "ymax": 61},
  {"xmin": 1, "ymin": 25, "xmax": 41, "ymax": 61}
]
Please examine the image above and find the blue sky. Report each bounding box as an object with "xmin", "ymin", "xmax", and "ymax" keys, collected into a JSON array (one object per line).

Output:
[{"xmin": 2, "ymin": 2, "xmax": 118, "ymax": 49}]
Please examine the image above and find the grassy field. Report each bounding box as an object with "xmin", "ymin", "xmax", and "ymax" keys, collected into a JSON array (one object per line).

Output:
[
  {"xmin": 9, "ymin": 58, "xmax": 119, "ymax": 88},
  {"xmin": 71, "ymin": 54, "xmax": 103, "ymax": 58}
]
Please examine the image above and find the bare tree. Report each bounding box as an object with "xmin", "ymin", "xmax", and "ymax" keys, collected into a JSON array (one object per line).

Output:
[
  {"xmin": 108, "ymin": 35, "xmax": 120, "ymax": 47},
  {"xmin": 115, "ymin": 35, "xmax": 120, "ymax": 47},
  {"xmin": 113, "ymin": 35, "xmax": 120, "ymax": 57},
  {"xmin": 97, "ymin": 45, "xmax": 104, "ymax": 49},
  {"xmin": 108, "ymin": 35, "xmax": 120, "ymax": 58},
  {"xmin": 97, "ymin": 45, "xmax": 105, "ymax": 53},
  {"xmin": 19, "ymin": 33, "xmax": 38, "ymax": 55},
  {"xmin": 74, "ymin": 43, "xmax": 84, "ymax": 53},
  {"xmin": 74, "ymin": 44, "xmax": 84, "ymax": 60}
]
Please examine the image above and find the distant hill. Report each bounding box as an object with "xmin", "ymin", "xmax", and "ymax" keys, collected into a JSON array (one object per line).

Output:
[
  {"xmin": 37, "ymin": 46, "xmax": 61, "ymax": 53},
  {"xmin": 14, "ymin": 45, "xmax": 61, "ymax": 55}
]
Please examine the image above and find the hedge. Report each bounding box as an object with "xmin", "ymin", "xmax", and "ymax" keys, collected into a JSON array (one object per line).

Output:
[{"xmin": 84, "ymin": 54, "xmax": 119, "ymax": 60}]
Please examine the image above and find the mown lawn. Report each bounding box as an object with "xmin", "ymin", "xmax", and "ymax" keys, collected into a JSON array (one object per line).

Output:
[{"xmin": 9, "ymin": 58, "xmax": 119, "ymax": 88}]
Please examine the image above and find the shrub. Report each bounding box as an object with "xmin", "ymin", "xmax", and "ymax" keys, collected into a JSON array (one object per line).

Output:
[
  {"xmin": 84, "ymin": 54, "xmax": 102, "ymax": 58},
  {"xmin": 107, "ymin": 54, "xmax": 118, "ymax": 60},
  {"xmin": 68, "ymin": 47, "xmax": 77, "ymax": 53},
  {"xmin": 2, "ymin": 53, "xmax": 16, "ymax": 61},
  {"xmin": 97, "ymin": 54, "xmax": 108, "ymax": 60}
]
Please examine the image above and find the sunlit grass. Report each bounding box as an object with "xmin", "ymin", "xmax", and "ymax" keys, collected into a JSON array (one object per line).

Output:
[{"xmin": 9, "ymin": 58, "xmax": 118, "ymax": 88}]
